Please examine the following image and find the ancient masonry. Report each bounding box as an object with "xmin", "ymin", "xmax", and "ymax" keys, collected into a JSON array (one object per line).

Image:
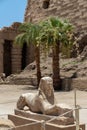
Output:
[
  {"xmin": 25, "ymin": 0, "xmax": 87, "ymax": 33},
  {"xmin": 0, "ymin": 23, "xmax": 34, "ymax": 76},
  {"xmin": 24, "ymin": 0, "xmax": 87, "ymax": 53},
  {"xmin": 0, "ymin": 0, "xmax": 87, "ymax": 76}
]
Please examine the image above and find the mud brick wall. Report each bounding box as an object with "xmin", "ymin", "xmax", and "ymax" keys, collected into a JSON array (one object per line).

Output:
[{"xmin": 24, "ymin": 0, "xmax": 87, "ymax": 33}]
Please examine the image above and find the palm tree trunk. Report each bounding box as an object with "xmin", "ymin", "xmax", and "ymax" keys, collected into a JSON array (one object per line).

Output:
[
  {"xmin": 52, "ymin": 42, "xmax": 61, "ymax": 90},
  {"xmin": 35, "ymin": 46, "xmax": 41, "ymax": 87}
]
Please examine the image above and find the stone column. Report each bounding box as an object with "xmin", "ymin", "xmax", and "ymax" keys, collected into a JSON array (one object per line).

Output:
[{"xmin": 0, "ymin": 39, "xmax": 4, "ymax": 74}]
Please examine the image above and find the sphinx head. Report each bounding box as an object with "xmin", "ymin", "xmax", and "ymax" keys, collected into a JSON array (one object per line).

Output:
[{"xmin": 39, "ymin": 77, "xmax": 55, "ymax": 104}]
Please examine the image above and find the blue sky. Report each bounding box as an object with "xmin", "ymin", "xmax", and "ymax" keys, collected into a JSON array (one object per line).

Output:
[{"xmin": 0, "ymin": 0, "xmax": 27, "ymax": 28}]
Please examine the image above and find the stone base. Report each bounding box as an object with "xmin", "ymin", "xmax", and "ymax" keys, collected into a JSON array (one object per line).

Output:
[
  {"xmin": 8, "ymin": 109, "xmax": 85, "ymax": 130},
  {"xmin": 14, "ymin": 109, "xmax": 74, "ymax": 125},
  {"xmin": 0, "ymin": 118, "xmax": 14, "ymax": 129},
  {"xmin": 50, "ymin": 116, "xmax": 74, "ymax": 125}
]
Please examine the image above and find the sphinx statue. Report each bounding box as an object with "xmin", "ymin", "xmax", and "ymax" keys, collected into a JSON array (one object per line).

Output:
[{"xmin": 17, "ymin": 77, "xmax": 73, "ymax": 118}]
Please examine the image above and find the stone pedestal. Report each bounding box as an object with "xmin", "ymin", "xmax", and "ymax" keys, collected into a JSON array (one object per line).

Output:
[{"xmin": 8, "ymin": 109, "xmax": 85, "ymax": 130}]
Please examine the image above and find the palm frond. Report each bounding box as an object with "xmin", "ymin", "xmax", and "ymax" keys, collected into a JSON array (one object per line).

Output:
[
  {"xmin": 14, "ymin": 33, "xmax": 28, "ymax": 47},
  {"xmin": 38, "ymin": 17, "xmax": 74, "ymax": 55}
]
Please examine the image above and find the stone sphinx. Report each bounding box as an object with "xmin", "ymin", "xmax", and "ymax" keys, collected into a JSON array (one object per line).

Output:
[{"xmin": 17, "ymin": 77, "xmax": 73, "ymax": 119}]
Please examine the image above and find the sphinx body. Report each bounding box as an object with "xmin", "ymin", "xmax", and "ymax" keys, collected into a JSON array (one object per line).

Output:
[
  {"xmin": 17, "ymin": 77, "xmax": 73, "ymax": 117},
  {"xmin": 17, "ymin": 77, "xmax": 58, "ymax": 115}
]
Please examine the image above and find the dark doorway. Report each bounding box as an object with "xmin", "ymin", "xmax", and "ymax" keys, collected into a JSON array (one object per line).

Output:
[
  {"xmin": 21, "ymin": 43, "xmax": 27, "ymax": 70},
  {"xmin": 3, "ymin": 40, "xmax": 12, "ymax": 76}
]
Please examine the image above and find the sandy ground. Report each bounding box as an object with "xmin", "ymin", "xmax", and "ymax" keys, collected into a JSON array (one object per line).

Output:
[{"xmin": 0, "ymin": 84, "xmax": 87, "ymax": 129}]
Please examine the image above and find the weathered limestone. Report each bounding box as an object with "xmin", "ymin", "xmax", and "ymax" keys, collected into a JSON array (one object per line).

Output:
[
  {"xmin": 24, "ymin": 0, "xmax": 87, "ymax": 33},
  {"xmin": 17, "ymin": 77, "xmax": 56, "ymax": 115},
  {"xmin": 38, "ymin": 77, "xmax": 55, "ymax": 105},
  {"xmin": 0, "ymin": 23, "xmax": 21, "ymax": 76},
  {"xmin": 8, "ymin": 112, "xmax": 85, "ymax": 130},
  {"xmin": 0, "ymin": 22, "xmax": 34, "ymax": 76},
  {"xmin": 17, "ymin": 77, "xmax": 74, "ymax": 124},
  {"xmin": 0, "ymin": 118, "xmax": 14, "ymax": 129}
]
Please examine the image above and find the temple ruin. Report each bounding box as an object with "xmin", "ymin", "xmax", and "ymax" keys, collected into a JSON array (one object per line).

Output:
[
  {"xmin": 24, "ymin": 0, "xmax": 87, "ymax": 33},
  {"xmin": 0, "ymin": 0, "xmax": 87, "ymax": 76},
  {"xmin": 24, "ymin": 0, "xmax": 87, "ymax": 54},
  {"xmin": 0, "ymin": 22, "xmax": 34, "ymax": 76}
]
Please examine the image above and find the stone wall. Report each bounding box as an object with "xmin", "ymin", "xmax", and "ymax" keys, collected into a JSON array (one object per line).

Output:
[
  {"xmin": 0, "ymin": 40, "xmax": 4, "ymax": 73},
  {"xmin": 0, "ymin": 22, "xmax": 21, "ymax": 75},
  {"xmin": 24, "ymin": 0, "xmax": 87, "ymax": 33},
  {"xmin": 0, "ymin": 22, "xmax": 34, "ymax": 76},
  {"xmin": 11, "ymin": 44, "xmax": 22, "ymax": 74}
]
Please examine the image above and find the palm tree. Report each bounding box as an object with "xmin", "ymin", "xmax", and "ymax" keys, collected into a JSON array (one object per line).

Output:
[
  {"xmin": 14, "ymin": 22, "xmax": 41, "ymax": 86},
  {"xmin": 38, "ymin": 17, "xmax": 73, "ymax": 90}
]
